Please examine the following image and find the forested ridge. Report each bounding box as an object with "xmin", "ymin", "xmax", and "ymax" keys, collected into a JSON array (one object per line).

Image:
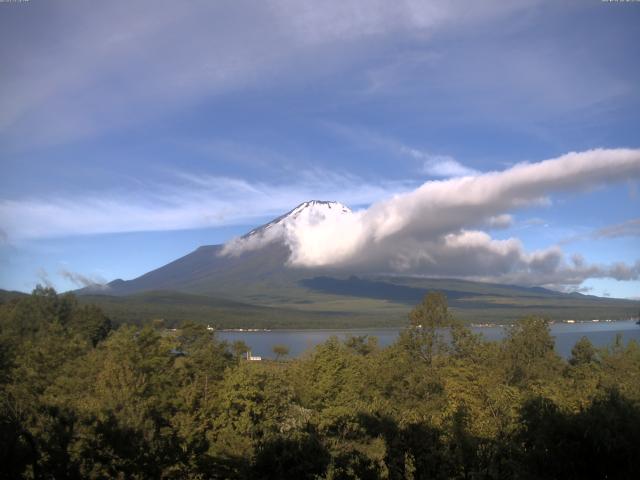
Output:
[{"xmin": 1, "ymin": 288, "xmax": 639, "ymax": 479}]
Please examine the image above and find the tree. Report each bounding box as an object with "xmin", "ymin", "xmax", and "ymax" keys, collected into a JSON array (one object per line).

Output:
[
  {"xmin": 69, "ymin": 304, "xmax": 112, "ymax": 347},
  {"xmin": 212, "ymin": 364, "xmax": 296, "ymax": 460},
  {"xmin": 502, "ymin": 316, "xmax": 561, "ymax": 384},
  {"xmin": 344, "ymin": 335, "xmax": 378, "ymax": 356},
  {"xmin": 515, "ymin": 391, "xmax": 640, "ymax": 479},
  {"xmin": 251, "ymin": 433, "xmax": 330, "ymax": 480},
  {"xmin": 449, "ymin": 319, "xmax": 483, "ymax": 360},
  {"xmin": 63, "ymin": 326, "xmax": 183, "ymax": 478},
  {"xmin": 273, "ymin": 344, "xmax": 290, "ymax": 361},
  {"xmin": 231, "ymin": 340, "xmax": 250, "ymax": 360},
  {"xmin": 569, "ymin": 336, "xmax": 598, "ymax": 366},
  {"xmin": 402, "ymin": 292, "xmax": 452, "ymax": 365}
]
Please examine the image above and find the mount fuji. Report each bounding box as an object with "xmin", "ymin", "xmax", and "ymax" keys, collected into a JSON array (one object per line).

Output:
[
  {"xmin": 90, "ymin": 200, "xmax": 351, "ymax": 297},
  {"xmin": 77, "ymin": 201, "xmax": 640, "ymax": 328}
]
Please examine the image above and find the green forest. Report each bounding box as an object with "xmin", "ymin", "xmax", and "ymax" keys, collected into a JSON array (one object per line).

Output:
[{"xmin": 1, "ymin": 287, "xmax": 639, "ymax": 479}]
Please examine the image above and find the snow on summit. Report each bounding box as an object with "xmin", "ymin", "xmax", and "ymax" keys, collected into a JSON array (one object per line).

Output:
[
  {"xmin": 221, "ymin": 200, "xmax": 357, "ymax": 262},
  {"xmin": 245, "ymin": 200, "xmax": 352, "ymax": 238}
]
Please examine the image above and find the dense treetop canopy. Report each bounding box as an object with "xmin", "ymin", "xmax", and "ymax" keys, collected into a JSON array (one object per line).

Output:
[{"xmin": 1, "ymin": 288, "xmax": 639, "ymax": 479}]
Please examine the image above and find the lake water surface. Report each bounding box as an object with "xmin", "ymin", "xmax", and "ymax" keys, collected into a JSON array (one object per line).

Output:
[{"xmin": 219, "ymin": 320, "xmax": 640, "ymax": 359}]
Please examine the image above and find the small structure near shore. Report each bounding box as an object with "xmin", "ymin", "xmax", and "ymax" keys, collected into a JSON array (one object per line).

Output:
[{"xmin": 246, "ymin": 351, "xmax": 262, "ymax": 361}]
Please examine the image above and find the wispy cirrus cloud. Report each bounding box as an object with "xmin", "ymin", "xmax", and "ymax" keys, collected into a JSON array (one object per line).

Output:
[
  {"xmin": 400, "ymin": 147, "xmax": 479, "ymax": 177},
  {"xmin": 592, "ymin": 218, "xmax": 640, "ymax": 239},
  {"xmin": 559, "ymin": 217, "xmax": 640, "ymax": 245},
  {"xmin": 328, "ymin": 123, "xmax": 478, "ymax": 178},
  {"xmin": 0, "ymin": 170, "xmax": 412, "ymax": 242},
  {"xmin": 0, "ymin": 0, "xmax": 545, "ymax": 150},
  {"xmin": 485, "ymin": 214, "xmax": 514, "ymax": 229},
  {"xmin": 6, "ymin": 0, "xmax": 621, "ymax": 155}
]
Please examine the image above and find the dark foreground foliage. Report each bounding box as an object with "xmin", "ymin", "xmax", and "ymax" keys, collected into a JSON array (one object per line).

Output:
[{"xmin": 1, "ymin": 289, "xmax": 639, "ymax": 479}]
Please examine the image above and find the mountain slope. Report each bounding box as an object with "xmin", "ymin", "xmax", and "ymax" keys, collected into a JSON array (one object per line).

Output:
[
  {"xmin": 101, "ymin": 242, "xmax": 293, "ymax": 296},
  {"xmin": 0, "ymin": 289, "xmax": 28, "ymax": 303},
  {"xmin": 87, "ymin": 200, "xmax": 350, "ymax": 300}
]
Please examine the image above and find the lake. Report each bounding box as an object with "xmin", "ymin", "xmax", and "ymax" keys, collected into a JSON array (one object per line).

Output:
[{"xmin": 218, "ymin": 320, "xmax": 640, "ymax": 359}]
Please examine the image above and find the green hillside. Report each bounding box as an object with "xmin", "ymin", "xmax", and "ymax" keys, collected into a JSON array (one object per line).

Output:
[
  {"xmin": 78, "ymin": 290, "xmax": 403, "ymax": 329},
  {"xmin": 78, "ymin": 280, "xmax": 640, "ymax": 329},
  {"xmin": 0, "ymin": 289, "xmax": 28, "ymax": 303}
]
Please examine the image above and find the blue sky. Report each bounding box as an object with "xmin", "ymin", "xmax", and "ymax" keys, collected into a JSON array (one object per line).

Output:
[{"xmin": 1, "ymin": 0, "xmax": 639, "ymax": 298}]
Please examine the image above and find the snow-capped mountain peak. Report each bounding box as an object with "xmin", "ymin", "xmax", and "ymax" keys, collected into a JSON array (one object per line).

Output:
[
  {"xmin": 221, "ymin": 200, "xmax": 356, "ymax": 259},
  {"xmin": 286, "ymin": 200, "xmax": 351, "ymax": 219},
  {"xmin": 244, "ymin": 200, "xmax": 352, "ymax": 238}
]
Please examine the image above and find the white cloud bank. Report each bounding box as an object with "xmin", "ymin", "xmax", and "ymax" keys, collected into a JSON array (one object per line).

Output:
[{"xmin": 223, "ymin": 148, "xmax": 640, "ymax": 288}]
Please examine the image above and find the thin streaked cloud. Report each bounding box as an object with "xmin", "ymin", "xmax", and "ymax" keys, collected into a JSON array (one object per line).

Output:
[{"xmin": 0, "ymin": 170, "xmax": 412, "ymax": 242}]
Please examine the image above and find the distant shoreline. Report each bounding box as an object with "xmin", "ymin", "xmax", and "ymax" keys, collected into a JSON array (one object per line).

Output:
[{"xmin": 217, "ymin": 318, "xmax": 640, "ymax": 333}]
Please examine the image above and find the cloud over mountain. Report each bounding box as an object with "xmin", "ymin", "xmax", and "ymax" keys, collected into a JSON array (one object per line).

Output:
[{"xmin": 223, "ymin": 148, "xmax": 640, "ymax": 288}]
